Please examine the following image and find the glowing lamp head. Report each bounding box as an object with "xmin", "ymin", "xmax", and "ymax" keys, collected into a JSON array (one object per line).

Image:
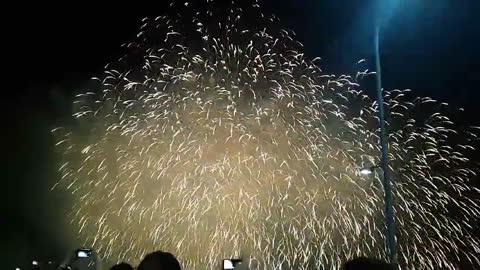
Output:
[{"xmin": 360, "ymin": 167, "xmax": 374, "ymax": 175}]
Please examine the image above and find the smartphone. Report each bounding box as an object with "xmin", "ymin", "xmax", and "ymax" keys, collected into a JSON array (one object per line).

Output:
[
  {"xmin": 223, "ymin": 259, "xmax": 243, "ymax": 270},
  {"xmin": 76, "ymin": 249, "xmax": 92, "ymax": 258}
]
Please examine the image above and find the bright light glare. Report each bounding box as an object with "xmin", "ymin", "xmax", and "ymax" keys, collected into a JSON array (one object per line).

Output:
[
  {"xmin": 360, "ymin": 167, "xmax": 373, "ymax": 175},
  {"xmin": 32, "ymin": 261, "xmax": 38, "ymax": 266},
  {"xmin": 223, "ymin": 259, "xmax": 234, "ymax": 269},
  {"xmin": 77, "ymin": 251, "xmax": 89, "ymax": 258}
]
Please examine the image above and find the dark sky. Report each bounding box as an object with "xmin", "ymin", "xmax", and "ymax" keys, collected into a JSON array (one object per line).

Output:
[{"xmin": 4, "ymin": 0, "xmax": 480, "ymax": 268}]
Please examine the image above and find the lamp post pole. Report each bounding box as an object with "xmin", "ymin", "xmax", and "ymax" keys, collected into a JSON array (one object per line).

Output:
[{"xmin": 374, "ymin": 25, "xmax": 397, "ymax": 266}]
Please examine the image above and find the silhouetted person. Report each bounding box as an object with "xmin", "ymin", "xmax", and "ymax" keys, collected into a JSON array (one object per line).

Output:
[
  {"xmin": 341, "ymin": 257, "xmax": 395, "ymax": 270},
  {"xmin": 110, "ymin": 262, "xmax": 134, "ymax": 270},
  {"xmin": 138, "ymin": 251, "xmax": 181, "ymax": 270}
]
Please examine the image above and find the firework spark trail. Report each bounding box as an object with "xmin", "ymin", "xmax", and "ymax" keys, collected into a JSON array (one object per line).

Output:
[{"xmin": 52, "ymin": 1, "xmax": 480, "ymax": 269}]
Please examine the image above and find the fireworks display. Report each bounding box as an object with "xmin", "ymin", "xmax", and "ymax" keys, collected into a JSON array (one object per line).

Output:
[{"xmin": 52, "ymin": 1, "xmax": 480, "ymax": 269}]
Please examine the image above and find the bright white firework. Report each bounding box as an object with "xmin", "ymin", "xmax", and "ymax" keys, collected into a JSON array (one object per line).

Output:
[{"xmin": 52, "ymin": 1, "xmax": 480, "ymax": 269}]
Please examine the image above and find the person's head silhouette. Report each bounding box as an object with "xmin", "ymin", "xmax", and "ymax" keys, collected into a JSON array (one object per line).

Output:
[
  {"xmin": 138, "ymin": 251, "xmax": 181, "ymax": 270},
  {"xmin": 110, "ymin": 262, "xmax": 134, "ymax": 270},
  {"xmin": 341, "ymin": 257, "xmax": 395, "ymax": 270}
]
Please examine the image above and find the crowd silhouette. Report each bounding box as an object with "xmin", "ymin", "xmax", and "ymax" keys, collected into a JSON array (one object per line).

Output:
[
  {"xmin": 110, "ymin": 251, "xmax": 181, "ymax": 270},
  {"xmin": 109, "ymin": 251, "xmax": 395, "ymax": 270}
]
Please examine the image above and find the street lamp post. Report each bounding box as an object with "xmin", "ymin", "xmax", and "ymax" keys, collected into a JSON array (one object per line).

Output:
[
  {"xmin": 359, "ymin": 163, "xmax": 397, "ymax": 268},
  {"xmin": 373, "ymin": 23, "xmax": 397, "ymax": 266}
]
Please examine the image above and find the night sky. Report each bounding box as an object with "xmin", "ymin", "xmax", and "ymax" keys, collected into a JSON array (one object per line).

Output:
[{"xmin": 4, "ymin": 0, "xmax": 480, "ymax": 268}]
